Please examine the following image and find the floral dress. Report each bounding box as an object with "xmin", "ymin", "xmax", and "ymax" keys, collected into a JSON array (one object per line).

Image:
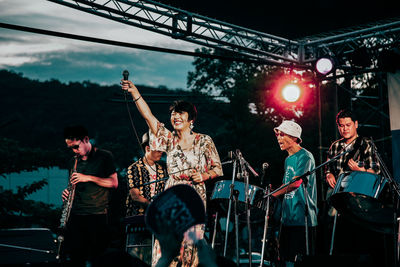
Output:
[{"xmin": 150, "ymin": 123, "xmax": 223, "ymax": 267}]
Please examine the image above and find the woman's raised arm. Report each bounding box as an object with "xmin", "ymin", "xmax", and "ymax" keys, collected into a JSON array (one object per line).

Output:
[{"xmin": 121, "ymin": 80, "xmax": 159, "ymax": 135}]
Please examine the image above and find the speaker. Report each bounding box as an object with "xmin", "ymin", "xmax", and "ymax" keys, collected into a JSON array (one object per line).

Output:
[{"xmin": 0, "ymin": 228, "xmax": 57, "ymax": 265}]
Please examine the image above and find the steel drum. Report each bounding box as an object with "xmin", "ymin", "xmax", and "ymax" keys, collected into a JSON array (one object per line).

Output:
[
  {"xmin": 211, "ymin": 180, "xmax": 272, "ymax": 223},
  {"xmin": 330, "ymin": 171, "xmax": 392, "ymax": 233},
  {"xmin": 212, "ymin": 180, "xmax": 264, "ymax": 205}
]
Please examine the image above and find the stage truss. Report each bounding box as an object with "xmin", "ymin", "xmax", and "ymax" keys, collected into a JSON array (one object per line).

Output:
[{"xmin": 47, "ymin": 0, "xmax": 398, "ymax": 160}]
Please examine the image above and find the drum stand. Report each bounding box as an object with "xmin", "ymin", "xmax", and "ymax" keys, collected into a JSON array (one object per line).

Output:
[
  {"xmin": 329, "ymin": 174, "xmax": 345, "ymax": 256},
  {"xmin": 259, "ymin": 184, "xmax": 271, "ymax": 267},
  {"xmin": 221, "ymin": 150, "xmax": 258, "ymax": 266}
]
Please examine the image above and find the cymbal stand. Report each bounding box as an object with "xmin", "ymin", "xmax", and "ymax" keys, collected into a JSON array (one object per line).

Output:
[
  {"xmin": 370, "ymin": 138, "xmax": 400, "ymax": 266},
  {"xmin": 236, "ymin": 150, "xmax": 252, "ymax": 267}
]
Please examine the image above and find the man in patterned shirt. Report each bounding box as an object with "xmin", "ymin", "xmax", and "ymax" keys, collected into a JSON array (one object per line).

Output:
[
  {"xmin": 125, "ymin": 132, "xmax": 167, "ymax": 264},
  {"xmin": 126, "ymin": 132, "xmax": 167, "ymax": 216},
  {"xmin": 324, "ymin": 109, "xmax": 382, "ymax": 260},
  {"xmin": 325, "ymin": 109, "xmax": 380, "ymax": 197}
]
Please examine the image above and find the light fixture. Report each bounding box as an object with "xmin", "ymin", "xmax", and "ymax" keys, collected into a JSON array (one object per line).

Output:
[
  {"xmin": 281, "ymin": 83, "xmax": 301, "ymax": 103},
  {"xmin": 315, "ymin": 57, "xmax": 334, "ymax": 75}
]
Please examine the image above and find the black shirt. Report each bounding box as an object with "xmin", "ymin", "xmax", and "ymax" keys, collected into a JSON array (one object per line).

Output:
[{"xmin": 69, "ymin": 147, "xmax": 117, "ymax": 215}]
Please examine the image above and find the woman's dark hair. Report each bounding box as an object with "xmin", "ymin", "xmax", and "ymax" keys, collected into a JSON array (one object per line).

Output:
[
  {"xmin": 63, "ymin": 125, "xmax": 88, "ymax": 140},
  {"xmin": 336, "ymin": 109, "xmax": 357, "ymax": 125},
  {"xmin": 169, "ymin": 100, "xmax": 197, "ymax": 122}
]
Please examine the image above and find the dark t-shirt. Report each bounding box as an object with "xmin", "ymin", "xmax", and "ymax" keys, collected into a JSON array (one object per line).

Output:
[{"xmin": 69, "ymin": 147, "xmax": 117, "ymax": 215}]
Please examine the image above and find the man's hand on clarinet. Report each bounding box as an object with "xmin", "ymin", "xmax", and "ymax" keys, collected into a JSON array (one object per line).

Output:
[
  {"xmin": 70, "ymin": 172, "xmax": 91, "ymax": 185},
  {"xmin": 61, "ymin": 189, "xmax": 70, "ymax": 201}
]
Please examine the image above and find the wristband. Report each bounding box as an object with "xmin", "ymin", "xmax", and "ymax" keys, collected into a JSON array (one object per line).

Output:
[{"xmin": 134, "ymin": 95, "xmax": 142, "ymax": 102}]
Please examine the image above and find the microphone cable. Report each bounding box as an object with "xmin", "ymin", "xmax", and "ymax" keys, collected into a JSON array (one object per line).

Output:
[{"xmin": 121, "ymin": 70, "xmax": 159, "ymax": 174}]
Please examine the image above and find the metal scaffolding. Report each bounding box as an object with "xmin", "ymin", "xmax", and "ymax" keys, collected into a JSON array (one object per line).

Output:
[
  {"xmin": 46, "ymin": 0, "xmax": 396, "ymax": 166},
  {"xmin": 47, "ymin": 0, "xmax": 400, "ymax": 71}
]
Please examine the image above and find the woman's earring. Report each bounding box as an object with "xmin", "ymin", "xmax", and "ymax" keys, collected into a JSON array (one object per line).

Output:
[{"xmin": 190, "ymin": 122, "xmax": 194, "ymax": 135}]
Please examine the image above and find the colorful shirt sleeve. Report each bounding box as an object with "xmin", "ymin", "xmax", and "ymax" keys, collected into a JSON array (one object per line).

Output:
[
  {"xmin": 149, "ymin": 122, "xmax": 174, "ymax": 153},
  {"xmin": 203, "ymin": 135, "xmax": 223, "ymax": 177}
]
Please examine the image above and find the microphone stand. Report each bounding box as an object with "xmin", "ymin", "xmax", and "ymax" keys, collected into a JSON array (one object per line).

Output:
[
  {"xmin": 370, "ymin": 138, "xmax": 400, "ymax": 266},
  {"xmin": 223, "ymin": 157, "xmax": 238, "ymax": 262},
  {"xmin": 0, "ymin": 243, "xmax": 53, "ymax": 254},
  {"xmin": 302, "ymin": 177, "xmax": 310, "ymax": 256},
  {"xmin": 237, "ymin": 150, "xmax": 252, "ymax": 267},
  {"xmin": 140, "ymin": 177, "xmax": 169, "ymax": 187},
  {"xmin": 139, "ymin": 167, "xmax": 196, "ymax": 187},
  {"xmin": 265, "ymin": 150, "xmax": 349, "ymax": 200}
]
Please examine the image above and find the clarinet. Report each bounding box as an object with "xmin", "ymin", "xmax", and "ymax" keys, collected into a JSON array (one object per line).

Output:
[{"xmin": 56, "ymin": 155, "xmax": 79, "ymax": 260}]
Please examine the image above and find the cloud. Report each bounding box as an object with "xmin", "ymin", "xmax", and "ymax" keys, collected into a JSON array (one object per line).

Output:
[
  {"xmin": 3, "ymin": 48, "xmax": 193, "ymax": 88},
  {"xmin": 0, "ymin": 0, "xmax": 200, "ymax": 89}
]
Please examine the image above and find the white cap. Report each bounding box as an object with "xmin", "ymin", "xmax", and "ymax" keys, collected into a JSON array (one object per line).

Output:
[{"xmin": 274, "ymin": 120, "xmax": 302, "ymax": 143}]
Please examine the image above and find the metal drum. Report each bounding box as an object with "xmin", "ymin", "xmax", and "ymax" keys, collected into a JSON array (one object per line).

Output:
[
  {"xmin": 330, "ymin": 171, "xmax": 386, "ymax": 201},
  {"xmin": 330, "ymin": 171, "xmax": 391, "ymax": 233},
  {"xmin": 211, "ymin": 180, "xmax": 264, "ymax": 206},
  {"xmin": 211, "ymin": 180, "xmax": 266, "ymax": 222}
]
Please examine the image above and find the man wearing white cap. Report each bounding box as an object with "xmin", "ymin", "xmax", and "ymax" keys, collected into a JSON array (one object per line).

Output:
[{"xmin": 271, "ymin": 120, "xmax": 318, "ymax": 266}]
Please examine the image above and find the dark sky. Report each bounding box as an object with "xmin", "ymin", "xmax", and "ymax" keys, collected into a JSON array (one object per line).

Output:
[{"xmin": 158, "ymin": 0, "xmax": 400, "ymax": 39}]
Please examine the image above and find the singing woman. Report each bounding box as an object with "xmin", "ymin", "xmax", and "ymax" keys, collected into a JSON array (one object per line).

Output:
[{"xmin": 121, "ymin": 80, "xmax": 223, "ymax": 267}]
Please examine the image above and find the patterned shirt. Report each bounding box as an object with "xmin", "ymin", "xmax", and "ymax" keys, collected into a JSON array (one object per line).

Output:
[
  {"xmin": 149, "ymin": 123, "xmax": 223, "ymax": 267},
  {"xmin": 149, "ymin": 123, "xmax": 223, "ymax": 206},
  {"xmin": 325, "ymin": 136, "xmax": 381, "ymax": 181},
  {"xmin": 125, "ymin": 158, "xmax": 167, "ymax": 216}
]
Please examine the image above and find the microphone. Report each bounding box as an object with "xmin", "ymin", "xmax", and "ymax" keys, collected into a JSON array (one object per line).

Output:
[
  {"xmin": 261, "ymin": 162, "xmax": 270, "ymax": 187},
  {"xmin": 122, "ymin": 70, "xmax": 129, "ymax": 81}
]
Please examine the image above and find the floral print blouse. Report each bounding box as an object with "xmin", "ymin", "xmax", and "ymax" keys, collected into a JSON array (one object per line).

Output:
[{"xmin": 149, "ymin": 123, "xmax": 223, "ymax": 204}]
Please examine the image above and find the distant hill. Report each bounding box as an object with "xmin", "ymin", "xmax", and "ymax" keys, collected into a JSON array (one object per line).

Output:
[{"xmin": 0, "ymin": 69, "xmax": 228, "ymax": 170}]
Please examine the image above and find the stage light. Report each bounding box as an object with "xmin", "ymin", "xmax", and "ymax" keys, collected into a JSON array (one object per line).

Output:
[
  {"xmin": 267, "ymin": 74, "xmax": 314, "ymax": 117},
  {"xmin": 315, "ymin": 57, "xmax": 334, "ymax": 75},
  {"xmin": 281, "ymin": 83, "xmax": 301, "ymax": 103}
]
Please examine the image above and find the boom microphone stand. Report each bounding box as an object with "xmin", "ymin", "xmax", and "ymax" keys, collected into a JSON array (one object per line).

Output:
[
  {"xmin": 370, "ymin": 138, "xmax": 400, "ymax": 266},
  {"xmin": 236, "ymin": 150, "xmax": 253, "ymax": 267}
]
